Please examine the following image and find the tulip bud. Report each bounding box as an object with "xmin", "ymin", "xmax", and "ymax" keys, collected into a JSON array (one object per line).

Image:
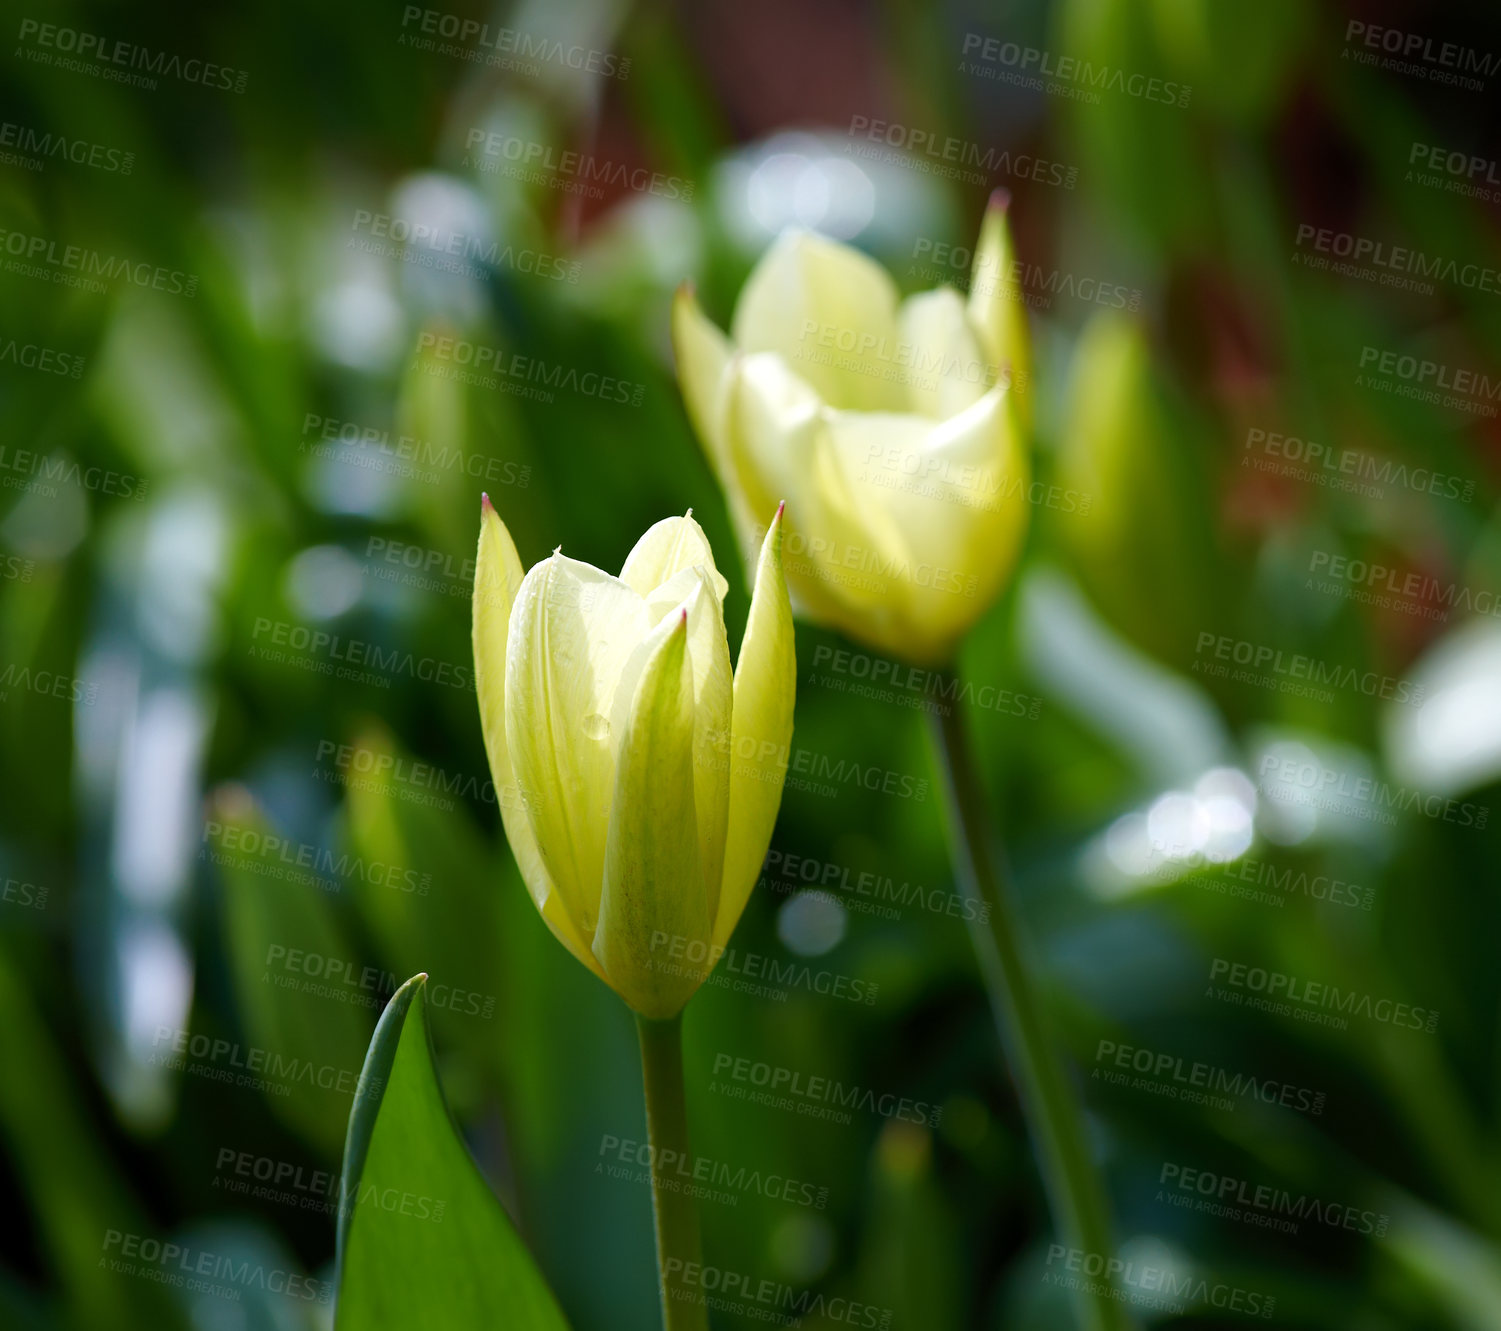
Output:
[
  {"xmin": 672, "ymin": 202, "xmax": 1030, "ymax": 667},
  {"xmin": 472, "ymin": 498, "xmax": 795, "ymax": 1018},
  {"xmin": 1055, "ymin": 312, "xmax": 1218, "ymax": 664}
]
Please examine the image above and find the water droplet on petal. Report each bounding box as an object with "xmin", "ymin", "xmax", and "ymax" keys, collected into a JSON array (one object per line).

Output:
[{"xmin": 582, "ymin": 713, "xmax": 611, "ymax": 742}]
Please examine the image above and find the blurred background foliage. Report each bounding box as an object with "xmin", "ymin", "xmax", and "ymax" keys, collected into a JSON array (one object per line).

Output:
[{"xmin": 3, "ymin": 0, "xmax": 1501, "ymax": 1327}]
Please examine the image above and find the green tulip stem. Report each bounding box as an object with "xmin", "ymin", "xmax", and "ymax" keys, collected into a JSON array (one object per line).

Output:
[
  {"xmin": 635, "ymin": 1011, "xmax": 709, "ymax": 1331},
  {"xmin": 929, "ymin": 670, "xmax": 1129, "ymax": 1331}
]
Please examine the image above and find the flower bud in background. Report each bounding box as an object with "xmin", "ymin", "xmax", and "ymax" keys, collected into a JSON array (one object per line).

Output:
[
  {"xmin": 471, "ymin": 501, "xmax": 795, "ymax": 1019},
  {"xmin": 1055, "ymin": 311, "xmax": 1218, "ymax": 665},
  {"xmin": 673, "ymin": 195, "xmax": 1030, "ymax": 667}
]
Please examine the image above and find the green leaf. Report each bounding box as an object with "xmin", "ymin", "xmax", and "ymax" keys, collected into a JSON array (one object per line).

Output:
[
  {"xmin": 0, "ymin": 941, "xmax": 181, "ymax": 1331},
  {"xmin": 213, "ymin": 790, "xmax": 373, "ymax": 1157},
  {"xmin": 339, "ymin": 721, "xmax": 509, "ymax": 1107},
  {"xmin": 335, "ymin": 975, "xmax": 570, "ymax": 1331}
]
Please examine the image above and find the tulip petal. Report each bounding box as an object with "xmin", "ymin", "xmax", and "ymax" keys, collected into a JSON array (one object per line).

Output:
[
  {"xmin": 727, "ymin": 355, "xmax": 1026, "ymax": 663},
  {"xmin": 823, "ymin": 386, "xmax": 1029, "ymax": 662},
  {"xmin": 724, "ymin": 353, "xmax": 908, "ymax": 636},
  {"xmin": 505, "ymin": 553, "xmax": 651, "ymax": 939},
  {"xmin": 714, "ymin": 506, "xmax": 796, "ymax": 948},
  {"xmin": 473, "ymin": 502, "xmax": 607, "ymax": 979},
  {"xmin": 672, "ymin": 285, "xmax": 735, "ymax": 480},
  {"xmin": 673, "ymin": 289, "xmax": 770, "ymax": 570},
  {"xmin": 609, "ymin": 568, "xmax": 733, "ymax": 924},
  {"xmin": 966, "ymin": 191, "xmax": 1031, "ymax": 423},
  {"xmin": 595, "ymin": 609, "xmax": 710, "ymax": 1018},
  {"xmin": 619, "ymin": 511, "xmax": 729, "ymax": 602},
  {"xmin": 898, "ymin": 287, "xmax": 991, "ymax": 421},
  {"xmin": 731, "ymin": 229, "xmax": 907, "ymax": 413}
]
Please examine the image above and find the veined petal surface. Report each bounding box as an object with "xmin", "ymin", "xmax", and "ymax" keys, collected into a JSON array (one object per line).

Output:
[{"xmin": 504, "ymin": 553, "xmax": 651, "ymax": 937}]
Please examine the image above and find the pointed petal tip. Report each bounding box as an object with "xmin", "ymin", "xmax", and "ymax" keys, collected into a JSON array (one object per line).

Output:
[
  {"xmin": 774, "ymin": 499, "xmax": 786, "ymax": 522},
  {"xmin": 988, "ymin": 187, "xmax": 1012, "ymax": 215},
  {"xmin": 480, "ymin": 491, "xmax": 493, "ymax": 512}
]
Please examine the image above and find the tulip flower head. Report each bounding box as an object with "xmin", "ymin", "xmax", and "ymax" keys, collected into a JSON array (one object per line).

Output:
[
  {"xmin": 673, "ymin": 193, "xmax": 1030, "ymax": 666},
  {"xmin": 472, "ymin": 500, "xmax": 795, "ymax": 1018}
]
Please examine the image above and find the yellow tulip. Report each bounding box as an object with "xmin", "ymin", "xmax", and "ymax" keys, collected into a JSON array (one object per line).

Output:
[
  {"xmin": 471, "ymin": 499, "xmax": 796, "ymax": 1018},
  {"xmin": 672, "ymin": 194, "xmax": 1030, "ymax": 667}
]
